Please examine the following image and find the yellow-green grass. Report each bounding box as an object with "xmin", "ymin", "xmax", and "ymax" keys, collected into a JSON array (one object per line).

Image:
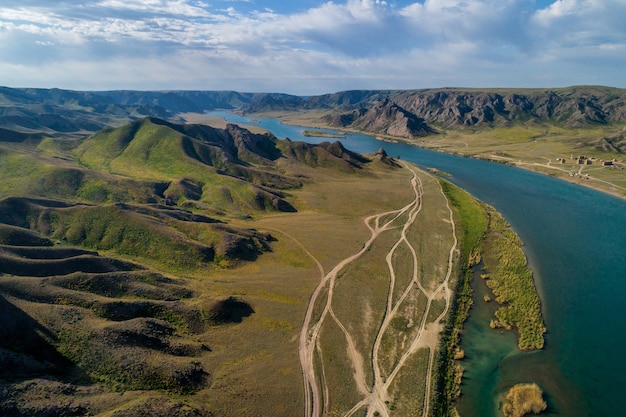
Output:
[
  {"xmin": 0, "ymin": 146, "xmax": 169, "ymax": 204},
  {"xmin": 74, "ymin": 119, "xmax": 273, "ymax": 214},
  {"xmin": 426, "ymin": 297, "xmax": 448, "ymax": 324},
  {"xmin": 2, "ymin": 113, "xmax": 465, "ymax": 417},
  {"xmin": 42, "ymin": 206, "xmax": 212, "ymax": 271},
  {"xmin": 502, "ymin": 383, "xmax": 548, "ymax": 417},
  {"xmin": 386, "ymin": 347, "xmax": 431, "ymax": 416},
  {"xmin": 378, "ymin": 290, "xmax": 428, "ymax": 377},
  {"xmin": 389, "ymin": 243, "xmax": 418, "ymax": 303},
  {"xmin": 75, "ymin": 119, "xmax": 201, "ymax": 181},
  {"xmin": 0, "ymin": 123, "xmax": 482, "ymax": 417},
  {"xmin": 481, "ymin": 207, "xmax": 546, "ymax": 350},
  {"xmin": 182, "ymin": 162, "xmax": 422, "ymax": 416},
  {"xmin": 331, "ymin": 242, "xmax": 396, "ymax": 385},
  {"xmin": 404, "ymin": 177, "xmax": 458, "ymax": 292},
  {"xmin": 439, "ymin": 180, "xmax": 488, "ymax": 264},
  {"xmin": 317, "ymin": 318, "xmax": 366, "ymax": 415},
  {"xmin": 262, "ymin": 165, "xmax": 465, "ymax": 415},
  {"xmin": 302, "ymin": 129, "xmax": 344, "ymax": 138},
  {"xmin": 0, "ymin": 152, "xmax": 83, "ymax": 199},
  {"xmin": 163, "ymin": 249, "xmax": 322, "ymax": 416}
]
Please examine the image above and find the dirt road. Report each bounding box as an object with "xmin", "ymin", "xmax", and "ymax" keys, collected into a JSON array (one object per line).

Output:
[{"xmin": 297, "ymin": 163, "xmax": 458, "ymax": 417}]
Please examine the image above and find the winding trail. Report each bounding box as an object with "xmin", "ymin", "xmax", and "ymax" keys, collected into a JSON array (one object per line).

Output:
[{"xmin": 295, "ymin": 163, "xmax": 459, "ymax": 417}]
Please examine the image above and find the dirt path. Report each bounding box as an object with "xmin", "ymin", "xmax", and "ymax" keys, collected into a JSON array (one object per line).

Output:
[{"xmin": 294, "ymin": 163, "xmax": 458, "ymax": 417}]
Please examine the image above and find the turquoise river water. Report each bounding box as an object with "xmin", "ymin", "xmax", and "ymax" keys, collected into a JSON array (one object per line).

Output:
[{"xmin": 210, "ymin": 112, "xmax": 626, "ymax": 417}]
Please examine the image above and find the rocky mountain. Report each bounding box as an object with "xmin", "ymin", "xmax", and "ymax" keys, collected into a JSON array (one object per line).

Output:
[
  {"xmin": 0, "ymin": 87, "xmax": 303, "ymax": 134},
  {"xmin": 321, "ymin": 98, "xmax": 437, "ymax": 138},
  {"xmin": 390, "ymin": 86, "xmax": 626, "ymax": 128},
  {"xmin": 2, "ymin": 86, "xmax": 625, "ymax": 138},
  {"xmin": 310, "ymin": 86, "xmax": 626, "ymax": 132}
]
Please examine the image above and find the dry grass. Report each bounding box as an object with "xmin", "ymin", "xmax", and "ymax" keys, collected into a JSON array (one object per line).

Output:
[
  {"xmin": 502, "ymin": 383, "xmax": 548, "ymax": 417},
  {"xmin": 415, "ymin": 124, "xmax": 626, "ymax": 199},
  {"xmin": 378, "ymin": 290, "xmax": 428, "ymax": 377},
  {"xmin": 386, "ymin": 347, "xmax": 431, "ymax": 416},
  {"xmin": 179, "ymin": 161, "xmax": 424, "ymax": 416}
]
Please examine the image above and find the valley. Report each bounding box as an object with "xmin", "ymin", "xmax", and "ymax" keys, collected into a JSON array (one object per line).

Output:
[
  {"xmin": 0, "ymin": 113, "xmax": 492, "ymax": 416},
  {"xmin": 252, "ymin": 111, "xmax": 626, "ymax": 200},
  {"xmin": 6, "ymin": 85, "xmax": 623, "ymax": 416}
]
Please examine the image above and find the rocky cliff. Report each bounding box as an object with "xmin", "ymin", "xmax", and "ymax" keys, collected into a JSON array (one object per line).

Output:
[
  {"xmin": 322, "ymin": 98, "xmax": 437, "ymax": 138},
  {"xmin": 314, "ymin": 86, "xmax": 626, "ymax": 133}
]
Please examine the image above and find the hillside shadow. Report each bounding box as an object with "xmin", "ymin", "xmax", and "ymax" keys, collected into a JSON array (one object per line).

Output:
[
  {"xmin": 0, "ymin": 294, "xmax": 88, "ymax": 383},
  {"xmin": 209, "ymin": 296, "xmax": 254, "ymax": 324}
]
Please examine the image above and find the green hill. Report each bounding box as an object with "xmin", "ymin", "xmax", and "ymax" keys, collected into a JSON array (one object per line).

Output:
[{"xmin": 0, "ymin": 114, "xmax": 410, "ymax": 416}]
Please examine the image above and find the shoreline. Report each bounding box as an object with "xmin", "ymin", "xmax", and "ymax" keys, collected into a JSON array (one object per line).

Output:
[
  {"xmin": 271, "ymin": 116, "xmax": 626, "ymax": 203},
  {"xmin": 192, "ymin": 111, "xmax": 626, "ymax": 203}
]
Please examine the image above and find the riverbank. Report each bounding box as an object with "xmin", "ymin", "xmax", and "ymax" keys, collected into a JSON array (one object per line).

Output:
[
  {"xmin": 432, "ymin": 180, "xmax": 487, "ymax": 416},
  {"xmin": 434, "ymin": 180, "xmax": 547, "ymax": 416},
  {"xmin": 259, "ymin": 112, "xmax": 626, "ymax": 202},
  {"xmin": 187, "ymin": 110, "xmax": 626, "ymax": 201},
  {"xmin": 204, "ymin": 109, "xmax": 626, "ymax": 416}
]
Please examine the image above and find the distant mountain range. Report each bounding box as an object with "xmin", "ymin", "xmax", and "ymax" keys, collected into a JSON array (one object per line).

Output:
[{"xmin": 1, "ymin": 85, "xmax": 626, "ymax": 138}]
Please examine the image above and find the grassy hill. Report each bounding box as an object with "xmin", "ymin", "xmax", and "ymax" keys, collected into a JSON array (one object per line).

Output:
[{"xmin": 0, "ymin": 116, "xmax": 420, "ymax": 416}]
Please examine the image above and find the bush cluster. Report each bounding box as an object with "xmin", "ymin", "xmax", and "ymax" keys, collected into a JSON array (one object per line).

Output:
[{"xmin": 482, "ymin": 209, "xmax": 546, "ymax": 350}]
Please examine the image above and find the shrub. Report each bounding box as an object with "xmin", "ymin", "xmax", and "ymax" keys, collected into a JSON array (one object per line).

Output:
[{"xmin": 502, "ymin": 383, "xmax": 547, "ymax": 417}]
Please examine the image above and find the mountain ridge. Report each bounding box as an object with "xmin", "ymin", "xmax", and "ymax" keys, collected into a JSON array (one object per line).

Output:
[{"xmin": 2, "ymin": 86, "xmax": 626, "ymax": 136}]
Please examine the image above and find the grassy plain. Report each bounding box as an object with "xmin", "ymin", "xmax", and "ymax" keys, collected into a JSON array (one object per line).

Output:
[
  {"xmin": 203, "ymin": 161, "xmax": 422, "ymax": 416},
  {"xmin": 422, "ymin": 125, "xmax": 626, "ymax": 198}
]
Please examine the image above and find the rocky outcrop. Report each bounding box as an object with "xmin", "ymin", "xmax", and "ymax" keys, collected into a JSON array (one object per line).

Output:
[
  {"xmin": 373, "ymin": 148, "xmax": 401, "ymax": 168},
  {"xmin": 316, "ymin": 86, "xmax": 626, "ymax": 131},
  {"xmin": 322, "ymin": 99, "xmax": 436, "ymax": 138}
]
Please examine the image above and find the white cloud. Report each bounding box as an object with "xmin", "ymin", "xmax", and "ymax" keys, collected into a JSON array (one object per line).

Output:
[
  {"xmin": 94, "ymin": 0, "xmax": 212, "ymax": 17},
  {"xmin": 0, "ymin": 0, "xmax": 624, "ymax": 93}
]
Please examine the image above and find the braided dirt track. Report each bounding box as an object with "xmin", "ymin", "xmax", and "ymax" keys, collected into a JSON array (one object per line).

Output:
[{"xmin": 298, "ymin": 163, "xmax": 458, "ymax": 417}]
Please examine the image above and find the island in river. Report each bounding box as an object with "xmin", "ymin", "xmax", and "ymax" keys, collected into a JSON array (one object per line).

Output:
[{"xmin": 302, "ymin": 129, "xmax": 345, "ymax": 138}]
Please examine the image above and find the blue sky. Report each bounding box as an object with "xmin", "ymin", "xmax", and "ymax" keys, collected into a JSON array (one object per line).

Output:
[{"xmin": 0, "ymin": 0, "xmax": 624, "ymax": 94}]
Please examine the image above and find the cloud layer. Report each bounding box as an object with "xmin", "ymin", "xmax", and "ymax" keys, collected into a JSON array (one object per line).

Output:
[{"xmin": 0, "ymin": 0, "xmax": 624, "ymax": 94}]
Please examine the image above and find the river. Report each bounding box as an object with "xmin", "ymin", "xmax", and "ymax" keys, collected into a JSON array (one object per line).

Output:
[{"xmin": 210, "ymin": 112, "xmax": 626, "ymax": 417}]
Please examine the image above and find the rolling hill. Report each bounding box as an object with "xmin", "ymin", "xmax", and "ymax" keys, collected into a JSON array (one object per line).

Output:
[
  {"xmin": 0, "ymin": 114, "xmax": 405, "ymax": 416},
  {"xmin": 0, "ymin": 85, "xmax": 623, "ymax": 415}
]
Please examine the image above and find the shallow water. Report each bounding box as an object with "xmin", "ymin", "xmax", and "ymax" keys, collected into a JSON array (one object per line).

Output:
[{"xmin": 209, "ymin": 112, "xmax": 626, "ymax": 416}]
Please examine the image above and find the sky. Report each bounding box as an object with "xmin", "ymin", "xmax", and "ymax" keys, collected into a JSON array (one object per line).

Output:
[{"xmin": 0, "ymin": 0, "xmax": 625, "ymax": 95}]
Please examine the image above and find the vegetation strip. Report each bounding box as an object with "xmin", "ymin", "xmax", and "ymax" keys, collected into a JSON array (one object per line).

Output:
[
  {"xmin": 432, "ymin": 180, "xmax": 488, "ymax": 417},
  {"xmin": 481, "ymin": 207, "xmax": 546, "ymax": 350},
  {"xmin": 432, "ymin": 179, "xmax": 546, "ymax": 416}
]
